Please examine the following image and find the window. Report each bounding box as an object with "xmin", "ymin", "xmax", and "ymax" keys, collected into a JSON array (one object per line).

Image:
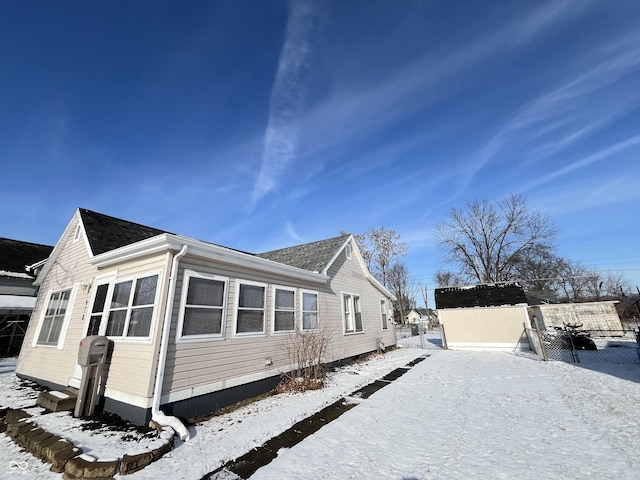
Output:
[
  {"xmin": 86, "ymin": 283, "xmax": 109, "ymax": 336},
  {"xmin": 302, "ymin": 291, "xmax": 318, "ymax": 330},
  {"xmin": 236, "ymin": 281, "xmax": 266, "ymax": 334},
  {"xmin": 380, "ymin": 299, "xmax": 388, "ymax": 330},
  {"xmin": 104, "ymin": 274, "xmax": 158, "ymax": 338},
  {"xmin": 179, "ymin": 272, "xmax": 228, "ymax": 339},
  {"xmin": 37, "ymin": 289, "xmax": 72, "ymax": 346},
  {"xmin": 273, "ymin": 287, "xmax": 295, "ymax": 332},
  {"xmin": 345, "ymin": 243, "xmax": 352, "ymax": 259},
  {"xmin": 343, "ymin": 293, "xmax": 362, "ymax": 333}
]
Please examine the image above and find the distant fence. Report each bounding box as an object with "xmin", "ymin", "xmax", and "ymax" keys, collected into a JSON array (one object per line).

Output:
[{"xmin": 530, "ymin": 323, "xmax": 640, "ymax": 365}]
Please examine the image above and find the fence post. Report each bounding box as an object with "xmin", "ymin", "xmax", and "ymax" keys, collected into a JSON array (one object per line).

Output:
[{"xmin": 532, "ymin": 320, "xmax": 549, "ymax": 361}]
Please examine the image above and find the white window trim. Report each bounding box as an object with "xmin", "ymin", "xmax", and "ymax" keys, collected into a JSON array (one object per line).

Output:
[
  {"xmin": 99, "ymin": 270, "xmax": 162, "ymax": 343},
  {"xmin": 342, "ymin": 291, "xmax": 363, "ymax": 335},
  {"xmin": 380, "ymin": 298, "xmax": 389, "ymax": 330},
  {"xmin": 234, "ymin": 279, "xmax": 267, "ymax": 337},
  {"xmin": 81, "ymin": 272, "xmax": 117, "ymax": 338},
  {"xmin": 272, "ymin": 285, "xmax": 297, "ymax": 334},
  {"xmin": 300, "ymin": 289, "xmax": 319, "ymax": 331},
  {"xmin": 176, "ymin": 270, "xmax": 228, "ymax": 342},
  {"xmin": 345, "ymin": 243, "xmax": 352, "ymax": 259},
  {"xmin": 32, "ymin": 283, "xmax": 79, "ymax": 349}
]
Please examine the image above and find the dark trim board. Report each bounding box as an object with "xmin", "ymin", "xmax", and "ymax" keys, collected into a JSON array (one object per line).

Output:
[
  {"xmin": 163, "ymin": 375, "xmax": 283, "ymax": 421},
  {"xmin": 16, "ymin": 373, "xmax": 65, "ymax": 392}
]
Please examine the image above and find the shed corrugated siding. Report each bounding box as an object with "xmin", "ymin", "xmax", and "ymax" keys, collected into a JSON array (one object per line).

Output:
[
  {"xmin": 439, "ymin": 306, "xmax": 528, "ymax": 346},
  {"xmin": 17, "ymin": 219, "xmax": 171, "ymax": 401},
  {"xmin": 533, "ymin": 302, "xmax": 624, "ymax": 332},
  {"xmin": 163, "ymin": 247, "xmax": 395, "ymax": 396}
]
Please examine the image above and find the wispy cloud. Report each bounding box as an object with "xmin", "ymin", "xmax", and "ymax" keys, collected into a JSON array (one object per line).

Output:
[
  {"xmin": 251, "ymin": 0, "xmax": 319, "ymax": 206},
  {"xmin": 297, "ymin": 0, "xmax": 590, "ymax": 161},
  {"xmin": 466, "ymin": 33, "xmax": 640, "ymax": 183},
  {"xmin": 521, "ymin": 133, "xmax": 640, "ymax": 192},
  {"xmin": 285, "ymin": 221, "xmax": 304, "ymax": 243}
]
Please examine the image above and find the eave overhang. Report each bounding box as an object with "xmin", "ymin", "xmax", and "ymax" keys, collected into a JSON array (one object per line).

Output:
[{"xmin": 89, "ymin": 234, "xmax": 329, "ymax": 284}]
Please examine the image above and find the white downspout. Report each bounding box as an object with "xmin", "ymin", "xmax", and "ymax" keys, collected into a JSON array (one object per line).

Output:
[{"xmin": 151, "ymin": 245, "xmax": 189, "ymax": 441}]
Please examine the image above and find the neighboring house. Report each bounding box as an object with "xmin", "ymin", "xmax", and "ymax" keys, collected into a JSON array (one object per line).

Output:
[
  {"xmin": 405, "ymin": 308, "xmax": 425, "ymax": 324},
  {"xmin": 435, "ymin": 283, "xmax": 530, "ymax": 351},
  {"xmin": 16, "ymin": 209, "xmax": 396, "ymax": 425},
  {"xmin": 0, "ymin": 238, "xmax": 53, "ymax": 356}
]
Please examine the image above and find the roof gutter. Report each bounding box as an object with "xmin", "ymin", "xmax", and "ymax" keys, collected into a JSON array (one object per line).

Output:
[{"xmin": 151, "ymin": 244, "xmax": 190, "ymax": 441}]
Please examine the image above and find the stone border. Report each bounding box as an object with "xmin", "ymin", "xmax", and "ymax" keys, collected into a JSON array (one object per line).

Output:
[{"xmin": 2, "ymin": 409, "xmax": 175, "ymax": 478}]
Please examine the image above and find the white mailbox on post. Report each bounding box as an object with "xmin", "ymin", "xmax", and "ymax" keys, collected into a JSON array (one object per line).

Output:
[{"xmin": 74, "ymin": 335, "xmax": 110, "ymax": 417}]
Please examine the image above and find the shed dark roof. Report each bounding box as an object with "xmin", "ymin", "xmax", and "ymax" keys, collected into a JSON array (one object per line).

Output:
[
  {"xmin": 257, "ymin": 235, "xmax": 349, "ymax": 273},
  {"xmin": 0, "ymin": 238, "xmax": 54, "ymax": 274},
  {"xmin": 79, "ymin": 209, "xmax": 170, "ymax": 256},
  {"xmin": 435, "ymin": 282, "xmax": 528, "ymax": 309}
]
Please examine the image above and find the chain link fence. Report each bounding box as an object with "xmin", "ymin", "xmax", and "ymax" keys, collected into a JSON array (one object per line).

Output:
[{"xmin": 534, "ymin": 325, "xmax": 640, "ymax": 364}]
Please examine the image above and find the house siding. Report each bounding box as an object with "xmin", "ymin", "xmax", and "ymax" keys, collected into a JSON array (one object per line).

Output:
[
  {"xmin": 161, "ymin": 246, "xmax": 396, "ymax": 403},
  {"xmin": 162, "ymin": 255, "xmax": 328, "ymax": 397},
  {"xmin": 17, "ymin": 215, "xmax": 96, "ymax": 387},
  {"xmin": 17, "ymin": 216, "xmax": 172, "ymax": 405}
]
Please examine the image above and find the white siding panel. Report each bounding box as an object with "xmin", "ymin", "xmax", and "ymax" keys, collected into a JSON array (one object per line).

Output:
[{"xmin": 439, "ymin": 306, "xmax": 530, "ymax": 351}]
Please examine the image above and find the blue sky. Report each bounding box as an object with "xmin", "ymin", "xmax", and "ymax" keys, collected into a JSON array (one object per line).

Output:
[{"xmin": 2, "ymin": 0, "xmax": 640, "ymax": 303}]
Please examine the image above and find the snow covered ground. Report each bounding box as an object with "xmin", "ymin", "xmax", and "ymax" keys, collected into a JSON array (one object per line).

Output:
[{"xmin": 2, "ymin": 333, "xmax": 640, "ymax": 479}]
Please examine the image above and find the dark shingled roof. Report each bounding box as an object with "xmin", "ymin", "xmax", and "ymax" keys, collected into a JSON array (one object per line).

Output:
[
  {"xmin": 0, "ymin": 238, "xmax": 54, "ymax": 274},
  {"xmin": 435, "ymin": 282, "xmax": 528, "ymax": 309},
  {"xmin": 80, "ymin": 209, "xmax": 170, "ymax": 256},
  {"xmin": 257, "ymin": 235, "xmax": 349, "ymax": 273}
]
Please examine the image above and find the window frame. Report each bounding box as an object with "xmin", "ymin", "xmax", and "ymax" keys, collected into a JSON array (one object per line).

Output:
[
  {"xmin": 380, "ymin": 299, "xmax": 389, "ymax": 330},
  {"xmin": 33, "ymin": 285, "xmax": 78, "ymax": 349},
  {"xmin": 271, "ymin": 285, "xmax": 297, "ymax": 334},
  {"xmin": 84, "ymin": 271, "xmax": 161, "ymax": 342},
  {"xmin": 234, "ymin": 279, "xmax": 267, "ymax": 337},
  {"xmin": 301, "ymin": 290, "xmax": 319, "ymax": 331},
  {"xmin": 344, "ymin": 243, "xmax": 352, "ymax": 259},
  {"xmin": 177, "ymin": 270, "xmax": 229, "ymax": 342},
  {"xmin": 342, "ymin": 292, "xmax": 363, "ymax": 334}
]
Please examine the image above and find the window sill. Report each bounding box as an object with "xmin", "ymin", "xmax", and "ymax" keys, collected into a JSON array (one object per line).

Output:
[
  {"xmin": 233, "ymin": 332, "xmax": 267, "ymax": 339},
  {"xmin": 177, "ymin": 335, "xmax": 225, "ymax": 343},
  {"xmin": 343, "ymin": 331, "xmax": 365, "ymax": 336}
]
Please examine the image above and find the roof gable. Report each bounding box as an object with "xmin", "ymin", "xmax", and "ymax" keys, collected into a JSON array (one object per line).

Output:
[
  {"xmin": 0, "ymin": 237, "xmax": 53, "ymax": 275},
  {"xmin": 257, "ymin": 235, "xmax": 350, "ymax": 273},
  {"xmin": 79, "ymin": 209, "xmax": 169, "ymax": 255}
]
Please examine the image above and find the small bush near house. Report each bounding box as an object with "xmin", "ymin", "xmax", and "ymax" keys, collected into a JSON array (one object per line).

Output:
[{"xmin": 276, "ymin": 326, "xmax": 333, "ymax": 393}]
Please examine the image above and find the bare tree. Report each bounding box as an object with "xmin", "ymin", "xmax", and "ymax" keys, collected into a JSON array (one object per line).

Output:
[
  {"xmin": 345, "ymin": 227, "xmax": 408, "ymax": 287},
  {"xmin": 387, "ymin": 263, "xmax": 416, "ymax": 323},
  {"xmin": 556, "ymin": 259, "xmax": 589, "ymax": 302},
  {"xmin": 435, "ymin": 194, "xmax": 556, "ymax": 284},
  {"xmin": 433, "ymin": 268, "xmax": 463, "ymax": 287},
  {"xmin": 514, "ymin": 246, "xmax": 564, "ymax": 301},
  {"xmin": 604, "ymin": 272, "xmax": 630, "ymax": 298}
]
